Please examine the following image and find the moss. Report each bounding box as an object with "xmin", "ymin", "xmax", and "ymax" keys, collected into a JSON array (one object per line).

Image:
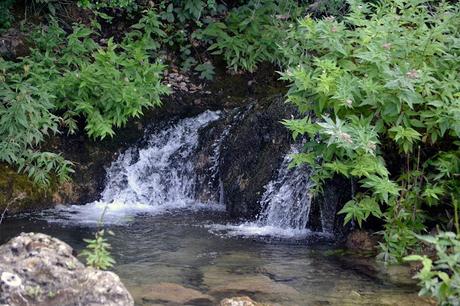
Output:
[{"xmin": 0, "ymin": 164, "xmax": 56, "ymax": 213}]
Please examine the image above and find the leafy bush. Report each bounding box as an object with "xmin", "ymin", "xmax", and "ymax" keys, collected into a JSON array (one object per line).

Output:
[
  {"xmin": 0, "ymin": 0, "xmax": 15, "ymax": 32},
  {"xmin": 78, "ymin": 0, "xmax": 139, "ymax": 11},
  {"xmin": 0, "ymin": 13, "xmax": 170, "ymax": 185},
  {"xmin": 405, "ymin": 232, "xmax": 460, "ymax": 305},
  {"xmin": 201, "ymin": 0, "xmax": 303, "ymax": 72},
  {"xmin": 281, "ymin": 0, "xmax": 460, "ymax": 262}
]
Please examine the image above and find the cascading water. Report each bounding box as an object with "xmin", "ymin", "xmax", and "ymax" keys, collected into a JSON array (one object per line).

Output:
[
  {"xmin": 256, "ymin": 146, "xmax": 312, "ymax": 230},
  {"xmin": 208, "ymin": 146, "xmax": 333, "ymax": 239},
  {"xmin": 47, "ymin": 111, "xmax": 222, "ymax": 225},
  {"xmin": 43, "ymin": 109, "xmax": 330, "ymax": 238}
]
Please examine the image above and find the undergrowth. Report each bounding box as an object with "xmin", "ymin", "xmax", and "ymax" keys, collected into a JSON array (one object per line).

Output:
[{"xmin": 0, "ymin": 12, "xmax": 170, "ymax": 186}]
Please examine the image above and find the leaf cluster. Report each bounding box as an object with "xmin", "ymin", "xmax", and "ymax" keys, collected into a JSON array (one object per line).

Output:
[
  {"xmin": 80, "ymin": 229, "xmax": 116, "ymax": 270},
  {"xmin": 405, "ymin": 232, "xmax": 460, "ymax": 305},
  {"xmin": 200, "ymin": 0, "xmax": 303, "ymax": 72},
  {"xmin": 0, "ymin": 12, "xmax": 170, "ymax": 186},
  {"xmin": 281, "ymin": 0, "xmax": 460, "ymax": 261}
]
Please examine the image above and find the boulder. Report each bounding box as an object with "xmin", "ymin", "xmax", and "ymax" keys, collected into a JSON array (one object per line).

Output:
[{"xmin": 0, "ymin": 232, "xmax": 133, "ymax": 306}]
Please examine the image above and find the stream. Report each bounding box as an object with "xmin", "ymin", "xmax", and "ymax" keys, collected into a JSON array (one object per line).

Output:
[{"xmin": 0, "ymin": 112, "xmax": 430, "ymax": 305}]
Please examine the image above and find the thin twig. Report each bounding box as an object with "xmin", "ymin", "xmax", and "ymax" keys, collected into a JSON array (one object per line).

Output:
[{"xmin": 0, "ymin": 192, "xmax": 26, "ymax": 225}]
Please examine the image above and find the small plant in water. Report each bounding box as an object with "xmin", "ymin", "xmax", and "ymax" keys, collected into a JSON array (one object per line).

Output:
[
  {"xmin": 80, "ymin": 204, "xmax": 115, "ymax": 270},
  {"xmin": 80, "ymin": 229, "xmax": 115, "ymax": 270}
]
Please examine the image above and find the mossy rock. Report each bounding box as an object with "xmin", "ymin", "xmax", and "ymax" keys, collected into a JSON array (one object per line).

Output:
[{"xmin": 0, "ymin": 164, "xmax": 55, "ymax": 213}]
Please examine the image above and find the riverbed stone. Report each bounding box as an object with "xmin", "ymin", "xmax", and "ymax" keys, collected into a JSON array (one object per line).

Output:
[
  {"xmin": 220, "ymin": 296, "xmax": 270, "ymax": 306},
  {"xmin": 203, "ymin": 265, "xmax": 299, "ymax": 298},
  {"xmin": 0, "ymin": 232, "xmax": 134, "ymax": 306},
  {"xmin": 129, "ymin": 282, "xmax": 214, "ymax": 305}
]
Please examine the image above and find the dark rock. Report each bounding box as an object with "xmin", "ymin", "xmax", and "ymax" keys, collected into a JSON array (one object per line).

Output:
[
  {"xmin": 0, "ymin": 29, "xmax": 29, "ymax": 60},
  {"xmin": 346, "ymin": 230, "xmax": 377, "ymax": 252},
  {"xmin": 0, "ymin": 232, "xmax": 133, "ymax": 306},
  {"xmin": 217, "ymin": 95, "xmax": 296, "ymax": 218},
  {"xmin": 308, "ymin": 175, "xmax": 352, "ymax": 234}
]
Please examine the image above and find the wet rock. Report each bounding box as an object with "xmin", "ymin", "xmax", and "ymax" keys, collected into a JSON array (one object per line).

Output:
[
  {"xmin": 346, "ymin": 230, "xmax": 377, "ymax": 253},
  {"xmin": 0, "ymin": 165, "xmax": 52, "ymax": 214},
  {"xmin": 218, "ymin": 95, "xmax": 296, "ymax": 218},
  {"xmin": 0, "ymin": 29, "xmax": 29, "ymax": 60},
  {"xmin": 129, "ymin": 282, "xmax": 214, "ymax": 305},
  {"xmin": 220, "ymin": 296, "xmax": 269, "ymax": 306},
  {"xmin": 0, "ymin": 232, "xmax": 133, "ymax": 306}
]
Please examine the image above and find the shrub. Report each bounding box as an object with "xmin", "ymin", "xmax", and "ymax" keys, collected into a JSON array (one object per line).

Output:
[
  {"xmin": 405, "ymin": 232, "xmax": 460, "ymax": 305},
  {"xmin": 0, "ymin": 13, "xmax": 170, "ymax": 186},
  {"xmin": 281, "ymin": 0, "xmax": 460, "ymax": 262},
  {"xmin": 200, "ymin": 0, "xmax": 303, "ymax": 72},
  {"xmin": 0, "ymin": 0, "xmax": 15, "ymax": 32}
]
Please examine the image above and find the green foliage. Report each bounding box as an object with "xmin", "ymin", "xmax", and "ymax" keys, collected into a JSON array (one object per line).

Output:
[
  {"xmin": 200, "ymin": 0, "xmax": 302, "ymax": 72},
  {"xmin": 0, "ymin": 0, "xmax": 15, "ymax": 32},
  {"xmin": 338, "ymin": 195, "xmax": 382, "ymax": 227},
  {"xmin": 404, "ymin": 232, "xmax": 460, "ymax": 305},
  {"xmin": 153, "ymin": 0, "xmax": 225, "ymax": 76},
  {"xmin": 309, "ymin": 0, "xmax": 348, "ymax": 17},
  {"xmin": 195, "ymin": 61, "xmax": 215, "ymax": 80},
  {"xmin": 78, "ymin": 0, "xmax": 138, "ymax": 11},
  {"xmin": 158, "ymin": 0, "xmax": 224, "ymax": 23},
  {"xmin": 281, "ymin": 0, "xmax": 460, "ymax": 262},
  {"xmin": 80, "ymin": 229, "xmax": 115, "ymax": 270},
  {"xmin": 0, "ymin": 13, "xmax": 169, "ymax": 186}
]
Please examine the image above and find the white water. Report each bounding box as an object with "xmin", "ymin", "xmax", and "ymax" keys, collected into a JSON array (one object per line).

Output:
[
  {"xmin": 208, "ymin": 146, "xmax": 332, "ymax": 239},
  {"xmin": 48, "ymin": 111, "xmax": 223, "ymax": 225},
  {"xmin": 43, "ymin": 110, "xmax": 331, "ymax": 239}
]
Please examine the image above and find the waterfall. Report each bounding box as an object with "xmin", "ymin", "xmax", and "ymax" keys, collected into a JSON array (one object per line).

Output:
[
  {"xmin": 48, "ymin": 111, "xmax": 222, "ymax": 225},
  {"xmin": 208, "ymin": 146, "xmax": 333, "ymax": 239},
  {"xmin": 44, "ymin": 109, "xmax": 332, "ymax": 239},
  {"xmin": 256, "ymin": 146, "xmax": 313, "ymax": 230}
]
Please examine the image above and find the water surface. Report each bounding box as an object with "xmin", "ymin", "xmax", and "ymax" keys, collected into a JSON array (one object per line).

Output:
[{"xmin": 0, "ymin": 210, "xmax": 430, "ymax": 306}]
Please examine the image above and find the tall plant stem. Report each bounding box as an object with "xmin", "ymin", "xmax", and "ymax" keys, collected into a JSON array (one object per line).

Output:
[{"xmin": 453, "ymin": 194, "xmax": 460, "ymax": 237}]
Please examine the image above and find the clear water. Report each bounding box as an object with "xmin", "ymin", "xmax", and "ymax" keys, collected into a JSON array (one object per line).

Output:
[
  {"xmin": 0, "ymin": 212, "xmax": 429, "ymax": 306},
  {"xmin": 0, "ymin": 112, "xmax": 430, "ymax": 305}
]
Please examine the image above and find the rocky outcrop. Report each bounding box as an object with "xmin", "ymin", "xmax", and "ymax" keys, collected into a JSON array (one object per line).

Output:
[
  {"xmin": 197, "ymin": 95, "xmax": 296, "ymax": 218},
  {"xmin": 219, "ymin": 96, "xmax": 295, "ymax": 218},
  {"xmin": 0, "ymin": 232, "xmax": 133, "ymax": 306}
]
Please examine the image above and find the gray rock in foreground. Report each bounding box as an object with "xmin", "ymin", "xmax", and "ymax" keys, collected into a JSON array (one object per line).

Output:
[{"xmin": 0, "ymin": 232, "xmax": 133, "ymax": 306}]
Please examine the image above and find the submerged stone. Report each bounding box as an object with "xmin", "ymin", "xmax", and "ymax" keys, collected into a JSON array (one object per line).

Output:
[
  {"xmin": 129, "ymin": 282, "xmax": 214, "ymax": 305},
  {"xmin": 220, "ymin": 296, "xmax": 270, "ymax": 306}
]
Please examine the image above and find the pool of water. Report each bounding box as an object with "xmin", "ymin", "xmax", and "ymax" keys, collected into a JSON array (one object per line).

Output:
[{"xmin": 0, "ymin": 209, "xmax": 431, "ymax": 306}]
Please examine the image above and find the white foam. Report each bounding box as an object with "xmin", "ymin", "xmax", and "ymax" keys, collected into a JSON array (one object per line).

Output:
[
  {"xmin": 44, "ymin": 111, "xmax": 222, "ymax": 225},
  {"xmin": 206, "ymin": 222, "xmax": 313, "ymax": 239}
]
